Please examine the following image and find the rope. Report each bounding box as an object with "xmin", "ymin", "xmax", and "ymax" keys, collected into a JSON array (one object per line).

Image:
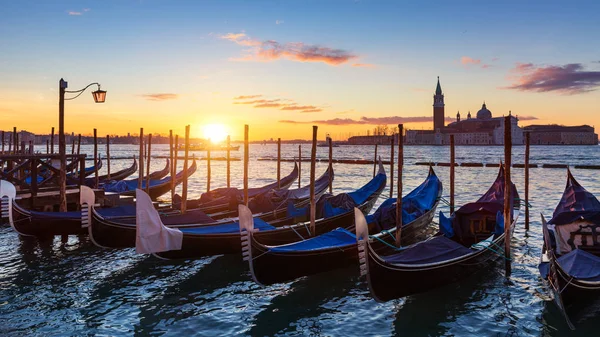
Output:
[
  {"xmin": 471, "ymin": 241, "xmax": 512, "ymax": 261},
  {"xmin": 303, "ymin": 222, "xmax": 312, "ymax": 237},
  {"xmin": 290, "ymin": 225, "xmax": 306, "ymax": 240},
  {"xmin": 369, "ymin": 234, "xmax": 402, "ymax": 251}
]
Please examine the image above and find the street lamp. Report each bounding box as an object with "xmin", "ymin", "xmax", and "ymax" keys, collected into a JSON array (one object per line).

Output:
[{"xmin": 58, "ymin": 78, "xmax": 107, "ymax": 212}]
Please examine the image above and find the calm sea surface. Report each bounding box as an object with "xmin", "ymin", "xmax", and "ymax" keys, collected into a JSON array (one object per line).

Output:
[{"xmin": 2, "ymin": 144, "xmax": 600, "ymax": 336}]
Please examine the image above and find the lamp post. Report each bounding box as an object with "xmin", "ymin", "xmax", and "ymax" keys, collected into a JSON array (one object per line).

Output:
[{"xmin": 58, "ymin": 78, "xmax": 106, "ymax": 212}]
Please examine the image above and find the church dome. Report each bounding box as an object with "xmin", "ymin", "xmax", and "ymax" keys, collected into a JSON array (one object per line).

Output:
[{"xmin": 476, "ymin": 103, "xmax": 492, "ymax": 119}]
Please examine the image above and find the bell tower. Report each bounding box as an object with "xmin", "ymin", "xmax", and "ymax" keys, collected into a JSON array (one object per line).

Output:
[{"xmin": 433, "ymin": 76, "xmax": 445, "ymax": 131}]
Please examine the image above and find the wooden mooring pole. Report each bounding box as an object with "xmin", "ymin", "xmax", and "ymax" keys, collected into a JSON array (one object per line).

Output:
[
  {"xmin": 298, "ymin": 145, "xmax": 301, "ymax": 188},
  {"xmin": 146, "ymin": 134, "xmax": 152, "ymax": 194},
  {"xmin": 390, "ymin": 137, "xmax": 395, "ymax": 198},
  {"xmin": 504, "ymin": 115, "xmax": 512, "ymax": 277},
  {"xmin": 169, "ymin": 130, "xmax": 174, "ymax": 202},
  {"xmin": 181, "ymin": 125, "xmax": 190, "ymax": 214},
  {"xmin": 13, "ymin": 127, "xmax": 17, "ymax": 155},
  {"xmin": 138, "ymin": 128, "xmax": 144, "ymax": 190},
  {"xmin": 77, "ymin": 134, "xmax": 81, "ymax": 157},
  {"xmin": 106, "ymin": 135, "xmax": 111, "ymax": 180},
  {"xmin": 450, "ymin": 134, "xmax": 455, "ymax": 214},
  {"xmin": 525, "ymin": 132, "xmax": 530, "ymax": 231},
  {"xmin": 173, "ymin": 135, "xmax": 179, "ymax": 202},
  {"xmin": 226, "ymin": 135, "xmax": 231, "ymax": 188},
  {"xmin": 93, "ymin": 129, "xmax": 98, "ymax": 188},
  {"xmin": 373, "ymin": 144, "xmax": 378, "ymax": 177},
  {"xmin": 395, "ymin": 124, "xmax": 404, "ymax": 247},
  {"xmin": 328, "ymin": 135, "xmax": 333, "ymax": 193},
  {"xmin": 310, "ymin": 125, "xmax": 317, "ymax": 236},
  {"xmin": 277, "ymin": 138, "xmax": 281, "ymax": 189},
  {"xmin": 207, "ymin": 140, "xmax": 211, "ymax": 192},
  {"xmin": 50, "ymin": 127, "xmax": 54, "ymax": 154},
  {"xmin": 244, "ymin": 125, "xmax": 249, "ymax": 206}
]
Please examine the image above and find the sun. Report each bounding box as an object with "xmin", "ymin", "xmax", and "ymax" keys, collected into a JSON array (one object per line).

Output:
[{"xmin": 202, "ymin": 124, "xmax": 228, "ymax": 143}]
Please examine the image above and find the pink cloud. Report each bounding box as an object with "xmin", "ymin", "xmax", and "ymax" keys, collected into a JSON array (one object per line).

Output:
[
  {"xmin": 461, "ymin": 56, "xmax": 481, "ymax": 65},
  {"xmin": 221, "ymin": 32, "xmax": 358, "ymax": 66},
  {"xmin": 352, "ymin": 63, "xmax": 375, "ymax": 68},
  {"xmin": 503, "ymin": 62, "xmax": 600, "ymax": 94}
]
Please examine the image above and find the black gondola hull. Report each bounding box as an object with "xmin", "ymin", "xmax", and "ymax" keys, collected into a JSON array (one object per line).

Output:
[{"xmin": 250, "ymin": 202, "xmax": 437, "ymax": 285}]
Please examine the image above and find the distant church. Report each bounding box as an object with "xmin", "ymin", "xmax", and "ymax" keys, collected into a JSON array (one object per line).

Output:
[{"xmin": 405, "ymin": 77, "xmax": 524, "ymax": 145}]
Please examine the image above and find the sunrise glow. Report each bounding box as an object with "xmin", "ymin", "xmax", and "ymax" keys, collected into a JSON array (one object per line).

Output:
[{"xmin": 202, "ymin": 124, "xmax": 228, "ymax": 143}]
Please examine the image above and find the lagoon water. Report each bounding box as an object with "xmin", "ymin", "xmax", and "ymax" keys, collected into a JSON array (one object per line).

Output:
[{"xmin": 1, "ymin": 144, "xmax": 600, "ymax": 336}]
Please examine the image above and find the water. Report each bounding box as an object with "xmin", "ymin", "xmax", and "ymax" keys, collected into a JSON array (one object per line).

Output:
[{"xmin": 2, "ymin": 144, "xmax": 600, "ymax": 336}]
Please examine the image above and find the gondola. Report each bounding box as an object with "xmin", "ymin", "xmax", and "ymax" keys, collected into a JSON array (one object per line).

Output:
[
  {"xmin": 356, "ymin": 165, "xmax": 519, "ymax": 302},
  {"xmin": 145, "ymin": 158, "xmax": 171, "ymax": 180},
  {"xmin": 26, "ymin": 159, "xmax": 103, "ymax": 186},
  {"xmin": 138, "ymin": 162, "xmax": 386, "ymax": 260},
  {"xmin": 0, "ymin": 161, "xmax": 197, "ymax": 237},
  {"xmin": 174, "ymin": 163, "xmax": 299, "ymax": 211},
  {"xmin": 539, "ymin": 169, "xmax": 600, "ymax": 329},
  {"xmin": 66, "ymin": 159, "xmax": 103, "ymax": 179},
  {"xmin": 81, "ymin": 158, "xmax": 138, "ymax": 187},
  {"xmin": 104, "ymin": 159, "xmax": 197, "ymax": 200},
  {"xmin": 241, "ymin": 166, "xmax": 442, "ymax": 285},
  {"xmin": 84, "ymin": 165, "xmax": 333, "ymax": 248}
]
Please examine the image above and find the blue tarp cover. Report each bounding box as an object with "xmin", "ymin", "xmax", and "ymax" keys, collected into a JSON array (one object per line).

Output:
[
  {"xmin": 286, "ymin": 170, "xmax": 385, "ymax": 219},
  {"xmin": 366, "ymin": 170, "xmax": 440, "ymax": 231},
  {"xmin": 268, "ymin": 227, "xmax": 355, "ymax": 253},
  {"xmin": 540, "ymin": 249, "xmax": 600, "ymax": 281},
  {"xmin": 27, "ymin": 205, "xmax": 137, "ymax": 220},
  {"xmin": 549, "ymin": 171, "xmax": 600, "ymax": 226},
  {"xmin": 383, "ymin": 236, "xmax": 473, "ymax": 265},
  {"xmin": 179, "ymin": 218, "xmax": 274, "ymax": 235}
]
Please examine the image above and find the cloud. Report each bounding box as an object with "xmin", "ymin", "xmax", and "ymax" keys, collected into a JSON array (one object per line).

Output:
[
  {"xmin": 255, "ymin": 103, "xmax": 285, "ymax": 108},
  {"xmin": 460, "ymin": 56, "xmax": 492, "ymax": 69},
  {"xmin": 234, "ymin": 99, "xmax": 280, "ymax": 105},
  {"xmin": 517, "ymin": 115, "xmax": 539, "ymax": 121},
  {"xmin": 492, "ymin": 57, "xmax": 499, "ymax": 62},
  {"xmin": 234, "ymin": 95, "xmax": 262, "ymax": 99},
  {"xmin": 352, "ymin": 63, "xmax": 375, "ymax": 68},
  {"xmin": 503, "ymin": 62, "xmax": 600, "ymax": 94},
  {"xmin": 68, "ymin": 8, "xmax": 90, "ymax": 16},
  {"xmin": 233, "ymin": 95, "xmax": 324, "ymax": 112},
  {"xmin": 280, "ymin": 105, "xmax": 319, "ymax": 111},
  {"xmin": 276, "ymin": 20, "xmax": 284, "ymax": 25},
  {"xmin": 461, "ymin": 56, "xmax": 481, "ymax": 65},
  {"xmin": 139, "ymin": 93, "xmax": 179, "ymax": 101},
  {"xmin": 279, "ymin": 116, "xmax": 454, "ymax": 125},
  {"xmin": 220, "ymin": 32, "xmax": 358, "ymax": 66}
]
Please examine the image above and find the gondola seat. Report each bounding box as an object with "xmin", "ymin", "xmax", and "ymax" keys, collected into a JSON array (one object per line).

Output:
[
  {"xmin": 383, "ymin": 236, "xmax": 472, "ymax": 265},
  {"xmin": 268, "ymin": 228, "xmax": 355, "ymax": 253}
]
